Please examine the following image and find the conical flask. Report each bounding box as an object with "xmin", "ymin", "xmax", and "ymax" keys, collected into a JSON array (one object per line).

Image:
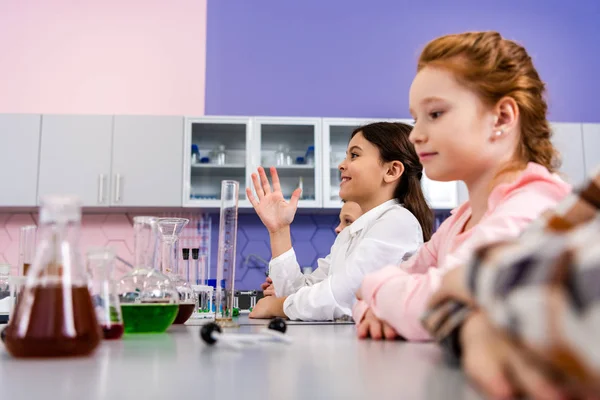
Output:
[
  {"xmin": 3, "ymin": 195, "xmax": 101, "ymax": 357},
  {"xmin": 118, "ymin": 216, "xmax": 179, "ymax": 334},
  {"xmin": 156, "ymin": 218, "xmax": 196, "ymax": 324}
]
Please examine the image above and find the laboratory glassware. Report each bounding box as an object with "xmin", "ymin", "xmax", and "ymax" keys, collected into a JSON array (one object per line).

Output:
[
  {"xmin": 156, "ymin": 218, "xmax": 196, "ymax": 324},
  {"xmin": 215, "ymin": 180, "xmax": 239, "ymax": 325},
  {"xmin": 88, "ymin": 247, "xmax": 124, "ymax": 340},
  {"xmin": 19, "ymin": 225, "xmax": 36, "ymax": 276},
  {"xmin": 3, "ymin": 195, "xmax": 101, "ymax": 357},
  {"xmin": 118, "ymin": 216, "xmax": 179, "ymax": 334}
]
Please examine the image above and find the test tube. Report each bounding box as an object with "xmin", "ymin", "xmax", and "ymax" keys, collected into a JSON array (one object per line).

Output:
[
  {"xmin": 182, "ymin": 248, "xmax": 191, "ymax": 282},
  {"xmin": 199, "ymin": 254, "xmax": 208, "ymax": 284},
  {"xmin": 193, "ymin": 249, "xmax": 208, "ymax": 285},
  {"xmin": 18, "ymin": 225, "xmax": 36, "ymax": 276},
  {"xmin": 215, "ymin": 180, "xmax": 239, "ymax": 323},
  {"xmin": 191, "ymin": 249, "xmax": 199, "ymax": 284}
]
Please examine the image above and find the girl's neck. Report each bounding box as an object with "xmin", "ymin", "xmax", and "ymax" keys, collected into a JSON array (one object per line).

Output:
[
  {"xmin": 358, "ymin": 193, "xmax": 394, "ymax": 214},
  {"xmin": 464, "ymin": 165, "xmax": 523, "ymax": 231}
]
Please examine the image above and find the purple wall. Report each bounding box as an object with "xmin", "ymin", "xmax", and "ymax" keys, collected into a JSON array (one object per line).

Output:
[
  {"xmin": 203, "ymin": 1, "xmax": 599, "ymax": 291},
  {"xmin": 205, "ymin": 0, "xmax": 600, "ymax": 122}
]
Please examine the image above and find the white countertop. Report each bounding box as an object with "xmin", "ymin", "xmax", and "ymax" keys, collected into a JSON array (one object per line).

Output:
[{"xmin": 0, "ymin": 316, "xmax": 482, "ymax": 400}]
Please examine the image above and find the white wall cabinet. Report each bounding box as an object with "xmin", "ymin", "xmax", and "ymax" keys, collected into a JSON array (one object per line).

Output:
[
  {"xmin": 551, "ymin": 123, "xmax": 586, "ymax": 187},
  {"xmin": 112, "ymin": 116, "xmax": 184, "ymax": 206},
  {"xmin": 0, "ymin": 114, "xmax": 42, "ymax": 206},
  {"xmin": 582, "ymin": 124, "xmax": 600, "ymax": 178},
  {"xmin": 38, "ymin": 115, "xmax": 113, "ymax": 206},
  {"xmin": 39, "ymin": 115, "xmax": 184, "ymax": 207},
  {"xmin": 8, "ymin": 114, "xmax": 600, "ymax": 211}
]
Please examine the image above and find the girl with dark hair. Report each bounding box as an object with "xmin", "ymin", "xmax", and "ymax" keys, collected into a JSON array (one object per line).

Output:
[{"xmin": 247, "ymin": 122, "xmax": 432, "ymax": 321}]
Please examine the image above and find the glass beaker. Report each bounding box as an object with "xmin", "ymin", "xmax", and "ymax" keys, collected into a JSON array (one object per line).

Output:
[
  {"xmin": 156, "ymin": 218, "xmax": 195, "ymax": 325},
  {"xmin": 118, "ymin": 216, "xmax": 179, "ymax": 334},
  {"xmin": 118, "ymin": 216, "xmax": 159, "ymax": 305},
  {"xmin": 133, "ymin": 216, "xmax": 158, "ymax": 270},
  {"xmin": 3, "ymin": 195, "xmax": 101, "ymax": 358},
  {"xmin": 215, "ymin": 180, "xmax": 239, "ymax": 325},
  {"xmin": 88, "ymin": 247, "xmax": 123, "ymax": 340},
  {"xmin": 0, "ymin": 264, "xmax": 10, "ymax": 316},
  {"xmin": 19, "ymin": 225, "xmax": 36, "ymax": 276}
]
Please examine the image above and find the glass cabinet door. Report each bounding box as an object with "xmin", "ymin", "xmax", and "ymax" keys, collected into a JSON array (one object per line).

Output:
[
  {"xmin": 322, "ymin": 119, "xmax": 365, "ymax": 208},
  {"xmin": 253, "ymin": 117, "xmax": 322, "ymax": 208},
  {"xmin": 183, "ymin": 116, "xmax": 252, "ymax": 208},
  {"xmin": 322, "ymin": 118, "xmax": 458, "ymax": 210}
]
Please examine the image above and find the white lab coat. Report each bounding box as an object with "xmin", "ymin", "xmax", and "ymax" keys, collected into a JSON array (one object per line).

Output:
[{"xmin": 269, "ymin": 199, "xmax": 424, "ymax": 321}]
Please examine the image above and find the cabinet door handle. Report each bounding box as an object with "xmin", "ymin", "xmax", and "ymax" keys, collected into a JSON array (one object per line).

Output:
[
  {"xmin": 114, "ymin": 173, "xmax": 122, "ymax": 203},
  {"xmin": 98, "ymin": 174, "xmax": 106, "ymax": 204}
]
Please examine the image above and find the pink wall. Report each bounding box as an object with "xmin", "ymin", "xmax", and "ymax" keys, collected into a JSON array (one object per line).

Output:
[
  {"xmin": 0, "ymin": 0, "xmax": 207, "ymax": 115},
  {"xmin": 0, "ymin": 212, "xmax": 207, "ymax": 278},
  {"xmin": 0, "ymin": 213, "xmax": 135, "ymax": 276},
  {"xmin": 0, "ymin": 1, "xmax": 207, "ymax": 274}
]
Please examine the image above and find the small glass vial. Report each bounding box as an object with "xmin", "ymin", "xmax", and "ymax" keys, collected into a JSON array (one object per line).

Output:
[
  {"xmin": 305, "ymin": 145, "xmax": 315, "ymax": 166},
  {"xmin": 214, "ymin": 145, "xmax": 227, "ymax": 165},
  {"xmin": 19, "ymin": 225, "xmax": 36, "ymax": 276},
  {"xmin": 275, "ymin": 145, "xmax": 286, "ymax": 166},
  {"xmin": 284, "ymin": 147, "xmax": 293, "ymax": 166},
  {"xmin": 88, "ymin": 247, "xmax": 124, "ymax": 340}
]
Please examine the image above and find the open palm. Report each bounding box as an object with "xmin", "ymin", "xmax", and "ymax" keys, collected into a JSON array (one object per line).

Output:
[{"xmin": 246, "ymin": 166, "xmax": 302, "ymax": 233}]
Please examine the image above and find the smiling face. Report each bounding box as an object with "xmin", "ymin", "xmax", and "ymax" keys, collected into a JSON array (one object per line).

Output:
[
  {"xmin": 337, "ymin": 132, "xmax": 390, "ymax": 205},
  {"xmin": 334, "ymin": 201, "xmax": 362, "ymax": 234},
  {"xmin": 408, "ymin": 66, "xmax": 503, "ymax": 182}
]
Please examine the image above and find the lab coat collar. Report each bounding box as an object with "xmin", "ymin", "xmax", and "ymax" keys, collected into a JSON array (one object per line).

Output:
[{"xmin": 349, "ymin": 199, "xmax": 400, "ymax": 236}]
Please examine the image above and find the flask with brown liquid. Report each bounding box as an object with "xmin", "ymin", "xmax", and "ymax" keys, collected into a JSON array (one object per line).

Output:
[{"xmin": 3, "ymin": 195, "xmax": 101, "ymax": 357}]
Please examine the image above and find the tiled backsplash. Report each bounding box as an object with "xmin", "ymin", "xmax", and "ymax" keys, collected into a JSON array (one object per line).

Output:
[{"xmin": 0, "ymin": 210, "xmax": 452, "ymax": 290}]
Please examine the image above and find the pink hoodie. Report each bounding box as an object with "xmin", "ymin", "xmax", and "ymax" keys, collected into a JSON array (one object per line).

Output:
[{"xmin": 353, "ymin": 162, "xmax": 572, "ymax": 341}]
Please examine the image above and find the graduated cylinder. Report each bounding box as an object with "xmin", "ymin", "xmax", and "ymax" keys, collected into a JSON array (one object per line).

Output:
[{"xmin": 215, "ymin": 180, "xmax": 239, "ymax": 322}]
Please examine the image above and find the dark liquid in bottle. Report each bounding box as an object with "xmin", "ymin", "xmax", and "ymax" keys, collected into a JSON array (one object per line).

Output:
[
  {"xmin": 3, "ymin": 285, "xmax": 101, "ymax": 358},
  {"xmin": 102, "ymin": 324, "xmax": 124, "ymax": 340},
  {"xmin": 23, "ymin": 263, "xmax": 31, "ymax": 275},
  {"xmin": 173, "ymin": 303, "xmax": 196, "ymax": 324}
]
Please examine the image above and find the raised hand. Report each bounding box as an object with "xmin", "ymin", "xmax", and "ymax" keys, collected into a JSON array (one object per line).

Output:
[{"xmin": 246, "ymin": 166, "xmax": 302, "ymax": 234}]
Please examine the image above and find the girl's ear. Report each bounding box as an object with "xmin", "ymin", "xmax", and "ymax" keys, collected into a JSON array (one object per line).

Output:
[
  {"xmin": 384, "ymin": 160, "xmax": 405, "ymax": 184},
  {"xmin": 492, "ymin": 96, "xmax": 519, "ymax": 137}
]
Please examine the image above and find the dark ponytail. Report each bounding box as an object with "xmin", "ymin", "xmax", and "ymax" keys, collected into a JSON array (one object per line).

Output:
[{"xmin": 351, "ymin": 122, "xmax": 433, "ymax": 241}]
